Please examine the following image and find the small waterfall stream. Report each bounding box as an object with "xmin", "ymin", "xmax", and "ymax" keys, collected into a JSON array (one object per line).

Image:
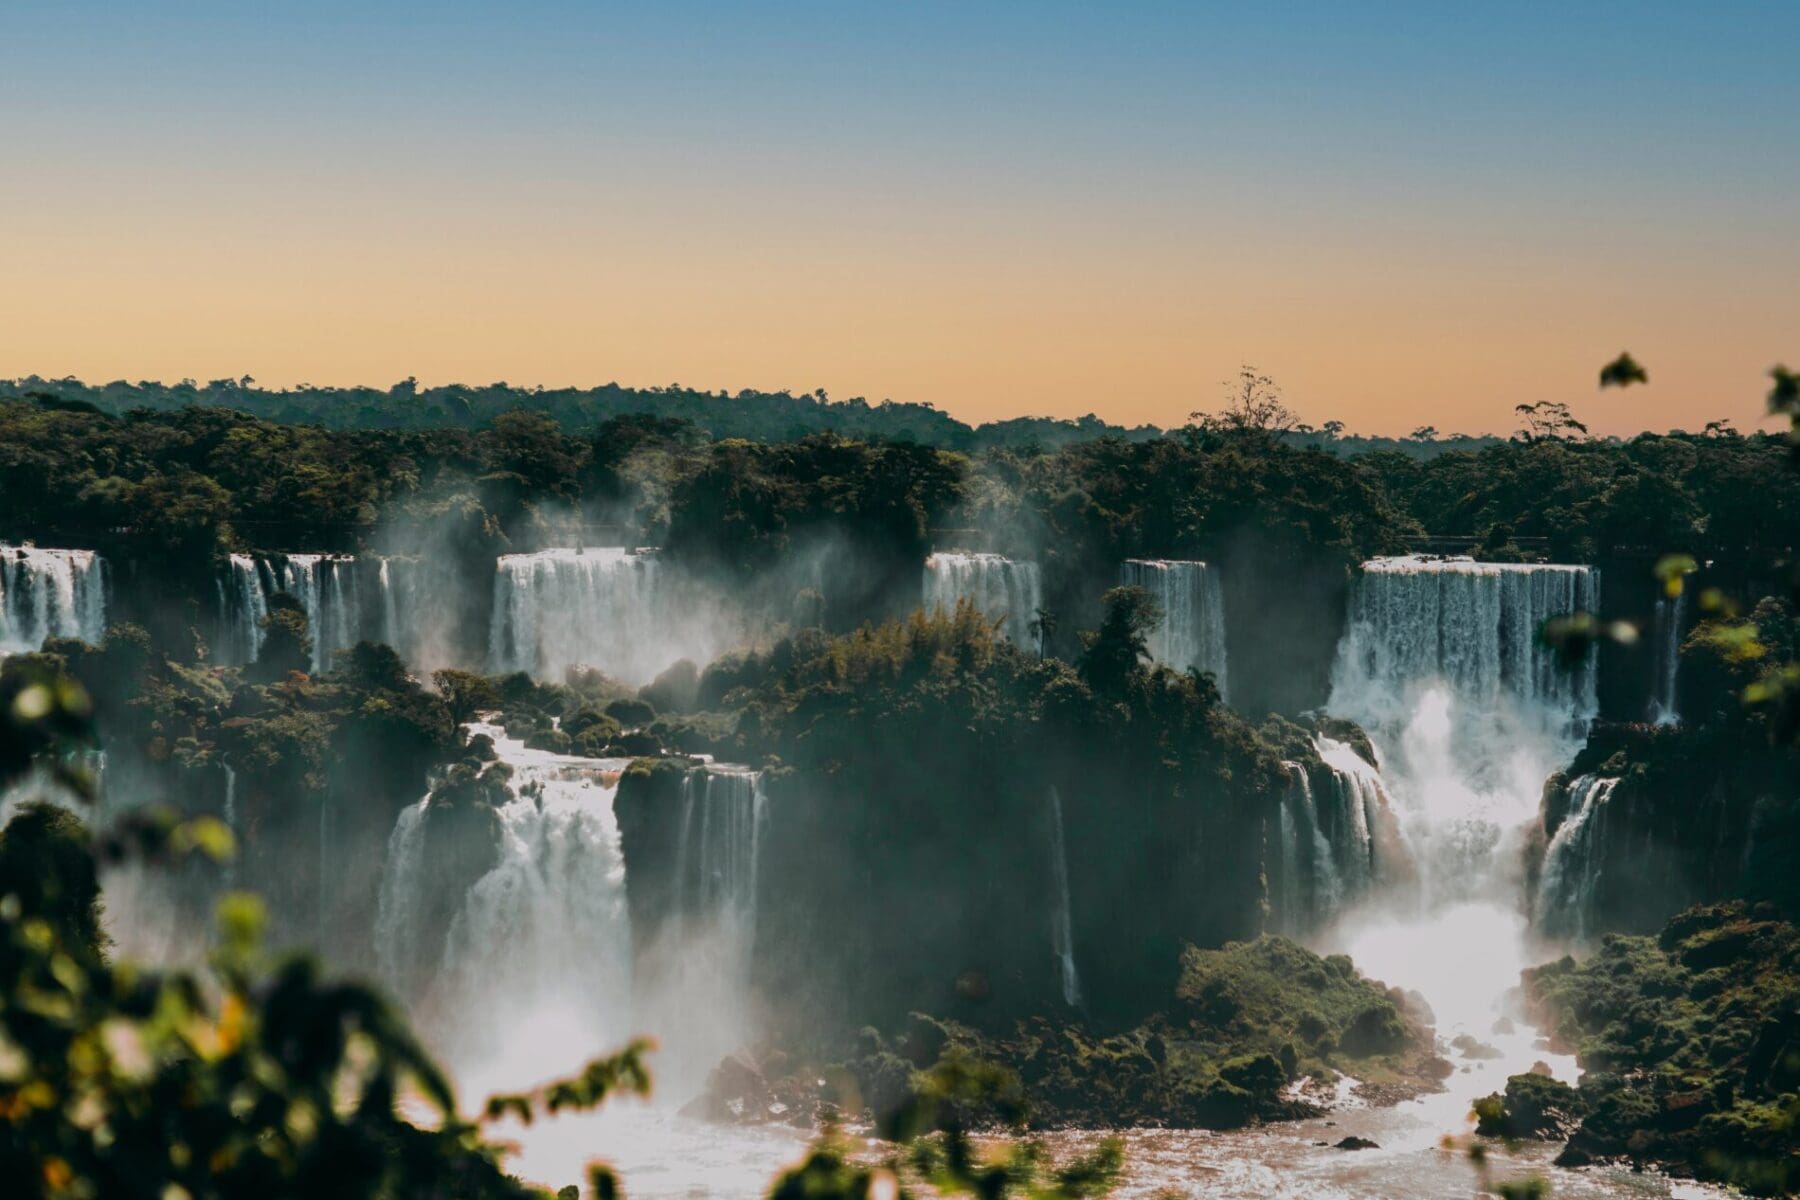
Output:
[
  {"xmin": 223, "ymin": 553, "xmax": 367, "ymax": 672},
  {"xmin": 640, "ymin": 765, "xmax": 771, "ymax": 1097},
  {"xmin": 0, "ymin": 545, "xmax": 107, "ymax": 653},
  {"xmin": 1274, "ymin": 739, "xmax": 1392, "ymax": 932},
  {"xmin": 1648, "ymin": 592, "xmax": 1686, "ymax": 725},
  {"xmin": 1118, "ymin": 558, "xmax": 1228, "ymax": 698},
  {"xmin": 674, "ymin": 768, "xmax": 767, "ymax": 942},
  {"xmin": 922, "ymin": 552, "xmax": 1042, "ymax": 652},
  {"xmin": 1533, "ymin": 774, "xmax": 1621, "ymax": 941},
  {"xmin": 489, "ymin": 548, "xmax": 751, "ymax": 686},
  {"xmin": 1046, "ymin": 786, "xmax": 1083, "ymax": 1007}
]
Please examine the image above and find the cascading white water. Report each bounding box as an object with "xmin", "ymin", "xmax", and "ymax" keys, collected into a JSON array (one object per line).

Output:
[
  {"xmin": 1328, "ymin": 556, "xmax": 1598, "ymax": 902},
  {"xmin": 1117, "ymin": 559, "xmax": 1228, "ymax": 698},
  {"xmin": 1313, "ymin": 737, "xmax": 1382, "ymax": 898},
  {"xmin": 1046, "ymin": 785, "xmax": 1083, "ymax": 1007},
  {"xmin": 674, "ymin": 768, "xmax": 766, "ymax": 940},
  {"xmin": 0, "ymin": 545, "xmax": 107, "ymax": 654},
  {"xmin": 365, "ymin": 553, "xmax": 466, "ymax": 676},
  {"xmin": 1323, "ymin": 556, "xmax": 1599, "ymax": 1104},
  {"xmin": 377, "ymin": 721, "xmax": 635, "ymax": 1097},
  {"xmin": 224, "ymin": 553, "xmax": 366, "ymax": 672},
  {"xmin": 1648, "ymin": 592, "xmax": 1686, "ymax": 725},
  {"xmin": 1274, "ymin": 740, "xmax": 1392, "ymax": 932},
  {"xmin": 1533, "ymin": 774, "xmax": 1620, "ymax": 942},
  {"xmin": 489, "ymin": 548, "xmax": 749, "ymax": 686},
  {"xmin": 641, "ymin": 765, "xmax": 770, "ymax": 1097},
  {"xmin": 372, "ymin": 798, "xmax": 433, "ymax": 994},
  {"xmin": 922, "ymin": 552, "xmax": 1042, "ymax": 652}
]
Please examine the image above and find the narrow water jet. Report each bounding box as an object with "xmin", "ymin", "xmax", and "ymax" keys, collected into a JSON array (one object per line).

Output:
[
  {"xmin": 1647, "ymin": 592, "xmax": 1686, "ymax": 725},
  {"xmin": 1046, "ymin": 785, "xmax": 1083, "ymax": 1007}
]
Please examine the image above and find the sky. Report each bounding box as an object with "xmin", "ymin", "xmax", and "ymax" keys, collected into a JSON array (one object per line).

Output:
[{"xmin": 2, "ymin": 2, "xmax": 1796, "ymax": 436}]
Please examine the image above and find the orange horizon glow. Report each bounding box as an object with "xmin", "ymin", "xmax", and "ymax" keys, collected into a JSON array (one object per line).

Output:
[{"xmin": 3, "ymin": 5, "xmax": 1794, "ymax": 439}]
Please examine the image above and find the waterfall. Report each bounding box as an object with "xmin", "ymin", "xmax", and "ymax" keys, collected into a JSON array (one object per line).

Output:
[
  {"xmin": 373, "ymin": 798, "xmax": 432, "ymax": 994},
  {"xmin": 1046, "ymin": 786, "xmax": 1083, "ymax": 1007},
  {"xmin": 1323, "ymin": 555, "xmax": 1601, "ymax": 1073},
  {"xmin": 1313, "ymin": 737, "xmax": 1383, "ymax": 898},
  {"xmin": 378, "ymin": 557, "xmax": 401, "ymax": 656},
  {"xmin": 643, "ymin": 765, "xmax": 770, "ymax": 1092},
  {"xmin": 1647, "ymin": 592, "xmax": 1686, "ymax": 725},
  {"xmin": 489, "ymin": 548, "xmax": 747, "ymax": 686},
  {"xmin": 674, "ymin": 767, "xmax": 767, "ymax": 942},
  {"xmin": 370, "ymin": 554, "xmax": 460, "ymax": 675},
  {"xmin": 1328, "ymin": 556, "xmax": 1599, "ymax": 902},
  {"xmin": 0, "ymin": 545, "xmax": 107, "ymax": 654},
  {"xmin": 1118, "ymin": 559, "xmax": 1228, "ymax": 699},
  {"xmin": 1274, "ymin": 740, "xmax": 1395, "ymax": 933},
  {"xmin": 377, "ymin": 721, "xmax": 633, "ymax": 1093},
  {"xmin": 922, "ymin": 552, "xmax": 1042, "ymax": 652},
  {"xmin": 223, "ymin": 553, "xmax": 366, "ymax": 672},
  {"xmin": 1534, "ymin": 775, "xmax": 1620, "ymax": 941},
  {"xmin": 224, "ymin": 555, "xmax": 269, "ymax": 664}
]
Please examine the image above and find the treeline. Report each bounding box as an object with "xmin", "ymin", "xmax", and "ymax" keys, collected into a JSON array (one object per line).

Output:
[
  {"xmin": 2, "ymin": 374, "xmax": 1520, "ymax": 457},
  {"xmin": 1, "ymin": 393, "xmax": 1789, "ymax": 565},
  {"xmin": 3, "ymin": 374, "xmax": 1171, "ymax": 452}
]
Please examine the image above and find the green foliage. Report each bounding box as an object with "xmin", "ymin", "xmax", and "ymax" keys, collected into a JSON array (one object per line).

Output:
[
  {"xmin": 1173, "ymin": 937, "xmax": 1427, "ymax": 1068},
  {"xmin": 1076, "ymin": 586, "xmax": 1161, "ymax": 695},
  {"xmin": 1473, "ymin": 1073, "xmax": 1587, "ymax": 1139},
  {"xmin": 0, "ymin": 802, "xmax": 105, "ymax": 962},
  {"xmin": 825, "ymin": 936, "xmax": 1436, "ymax": 1136},
  {"xmin": 1519, "ymin": 903, "xmax": 1800, "ymax": 1194}
]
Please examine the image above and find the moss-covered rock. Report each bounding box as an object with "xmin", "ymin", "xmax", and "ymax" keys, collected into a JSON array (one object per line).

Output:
[
  {"xmin": 1474, "ymin": 1073, "xmax": 1587, "ymax": 1139},
  {"xmin": 1517, "ymin": 902, "xmax": 1800, "ymax": 1195}
]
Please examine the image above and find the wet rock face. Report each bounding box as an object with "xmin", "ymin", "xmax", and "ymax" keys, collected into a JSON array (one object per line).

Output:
[
  {"xmin": 681, "ymin": 1052, "xmax": 824, "ymax": 1128},
  {"xmin": 1335, "ymin": 1136, "xmax": 1379, "ymax": 1150}
]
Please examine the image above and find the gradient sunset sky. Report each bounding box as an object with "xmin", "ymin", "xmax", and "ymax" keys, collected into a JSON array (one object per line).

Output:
[{"xmin": 4, "ymin": 2, "xmax": 1795, "ymax": 436}]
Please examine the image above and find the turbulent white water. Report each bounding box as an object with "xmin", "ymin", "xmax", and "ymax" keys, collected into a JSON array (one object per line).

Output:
[
  {"xmin": 922, "ymin": 552, "xmax": 1042, "ymax": 652},
  {"xmin": 1046, "ymin": 785, "xmax": 1083, "ymax": 1007},
  {"xmin": 1648, "ymin": 593, "xmax": 1686, "ymax": 725},
  {"xmin": 223, "ymin": 552, "xmax": 367, "ymax": 672},
  {"xmin": 1118, "ymin": 559, "xmax": 1228, "ymax": 698},
  {"xmin": 0, "ymin": 545, "xmax": 106, "ymax": 654},
  {"xmin": 1306, "ymin": 556, "xmax": 1611, "ymax": 1189},
  {"xmin": 1328, "ymin": 556, "xmax": 1598, "ymax": 903},
  {"xmin": 395, "ymin": 723, "xmax": 633, "ymax": 1095},
  {"xmin": 489, "ymin": 548, "xmax": 752, "ymax": 686}
]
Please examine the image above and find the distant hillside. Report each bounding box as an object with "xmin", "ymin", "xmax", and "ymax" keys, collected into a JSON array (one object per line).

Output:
[{"xmin": 0, "ymin": 375, "xmax": 1503, "ymax": 457}]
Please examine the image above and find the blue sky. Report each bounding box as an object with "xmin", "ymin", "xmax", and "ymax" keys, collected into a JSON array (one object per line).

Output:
[{"xmin": 3, "ymin": 2, "xmax": 1796, "ymax": 432}]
